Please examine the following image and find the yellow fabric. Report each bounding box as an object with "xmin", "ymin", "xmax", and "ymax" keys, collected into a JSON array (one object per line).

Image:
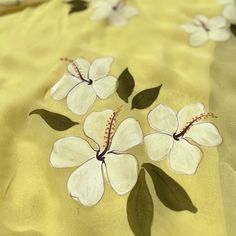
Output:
[{"xmin": 0, "ymin": 0, "xmax": 233, "ymax": 235}]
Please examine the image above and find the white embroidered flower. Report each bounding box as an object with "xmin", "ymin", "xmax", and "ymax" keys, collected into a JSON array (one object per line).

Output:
[
  {"xmin": 51, "ymin": 57, "xmax": 117, "ymax": 115},
  {"xmin": 144, "ymin": 104, "xmax": 222, "ymax": 175},
  {"xmin": 90, "ymin": 0, "xmax": 139, "ymax": 26},
  {"xmin": 218, "ymin": 0, "xmax": 236, "ymax": 21},
  {"xmin": 182, "ymin": 15, "xmax": 230, "ymax": 46},
  {"xmin": 50, "ymin": 109, "xmax": 143, "ymax": 206}
]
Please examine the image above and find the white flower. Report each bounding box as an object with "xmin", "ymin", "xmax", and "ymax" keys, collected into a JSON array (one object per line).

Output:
[
  {"xmin": 144, "ymin": 104, "xmax": 222, "ymax": 175},
  {"xmin": 50, "ymin": 109, "xmax": 143, "ymax": 206},
  {"xmin": 51, "ymin": 57, "xmax": 117, "ymax": 115},
  {"xmin": 182, "ymin": 15, "xmax": 230, "ymax": 46},
  {"xmin": 90, "ymin": 0, "xmax": 139, "ymax": 27},
  {"xmin": 218, "ymin": 0, "xmax": 236, "ymax": 21}
]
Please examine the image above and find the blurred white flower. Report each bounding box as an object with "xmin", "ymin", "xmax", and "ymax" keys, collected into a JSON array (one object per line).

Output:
[{"xmin": 218, "ymin": 0, "xmax": 236, "ymax": 21}]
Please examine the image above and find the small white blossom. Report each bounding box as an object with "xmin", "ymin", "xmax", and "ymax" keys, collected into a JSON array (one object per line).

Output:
[{"xmin": 218, "ymin": 0, "xmax": 236, "ymax": 21}]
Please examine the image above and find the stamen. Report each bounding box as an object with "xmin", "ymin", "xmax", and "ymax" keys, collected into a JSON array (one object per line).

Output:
[{"xmin": 173, "ymin": 112, "xmax": 217, "ymax": 140}]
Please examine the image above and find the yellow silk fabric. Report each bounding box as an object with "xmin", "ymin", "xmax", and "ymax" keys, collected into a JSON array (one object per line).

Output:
[{"xmin": 0, "ymin": 0, "xmax": 233, "ymax": 235}]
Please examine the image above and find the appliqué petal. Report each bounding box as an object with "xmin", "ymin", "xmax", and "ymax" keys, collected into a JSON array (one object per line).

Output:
[
  {"xmin": 148, "ymin": 104, "xmax": 178, "ymax": 134},
  {"xmin": 67, "ymin": 58, "xmax": 90, "ymax": 79},
  {"xmin": 208, "ymin": 16, "xmax": 227, "ymax": 29},
  {"xmin": 67, "ymin": 82, "xmax": 97, "ymax": 115},
  {"xmin": 67, "ymin": 158, "xmax": 104, "ymax": 206},
  {"xmin": 105, "ymin": 153, "xmax": 138, "ymax": 194},
  {"xmin": 185, "ymin": 122, "xmax": 223, "ymax": 147},
  {"xmin": 189, "ymin": 29, "xmax": 208, "ymax": 47},
  {"xmin": 90, "ymin": 2, "xmax": 112, "ymax": 20},
  {"xmin": 120, "ymin": 6, "xmax": 139, "ymax": 19},
  {"xmin": 50, "ymin": 137, "xmax": 95, "ymax": 168},
  {"xmin": 144, "ymin": 133, "xmax": 173, "ymax": 161},
  {"xmin": 169, "ymin": 139, "xmax": 202, "ymax": 175},
  {"xmin": 223, "ymin": 4, "xmax": 236, "ymax": 20},
  {"xmin": 209, "ymin": 29, "xmax": 231, "ymax": 41},
  {"xmin": 110, "ymin": 118, "xmax": 143, "ymax": 152}
]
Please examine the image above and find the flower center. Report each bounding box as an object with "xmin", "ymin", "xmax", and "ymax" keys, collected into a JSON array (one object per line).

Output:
[
  {"xmin": 96, "ymin": 107, "xmax": 122, "ymax": 161},
  {"xmin": 173, "ymin": 112, "xmax": 217, "ymax": 141},
  {"xmin": 199, "ymin": 21, "xmax": 210, "ymax": 32},
  {"xmin": 61, "ymin": 57, "xmax": 93, "ymax": 85}
]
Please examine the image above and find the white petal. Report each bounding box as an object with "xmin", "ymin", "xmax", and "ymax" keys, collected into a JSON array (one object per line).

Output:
[
  {"xmin": 169, "ymin": 139, "xmax": 202, "ymax": 175},
  {"xmin": 177, "ymin": 103, "xmax": 205, "ymax": 134},
  {"xmin": 105, "ymin": 153, "xmax": 138, "ymax": 194},
  {"xmin": 67, "ymin": 158, "xmax": 104, "ymax": 206},
  {"xmin": 109, "ymin": 11, "xmax": 128, "ymax": 26},
  {"xmin": 217, "ymin": 0, "xmax": 234, "ymax": 5},
  {"xmin": 144, "ymin": 133, "xmax": 173, "ymax": 161},
  {"xmin": 92, "ymin": 76, "xmax": 117, "ymax": 99},
  {"xmin": 67, "ymin": 83, "xmax": 97, "ymax": 115},
  {"xmin": 120, "ymin": 6, "xmax": 139, "ymax": 19},
  {"xmin": 194, "ymin": 15, "xmax": 209, "ymax": 24},
  {"xmin": 110, "ymin": 118, "xmax": 143, "ymax": 152},
  {"xmin": 209, "ymin": 29, "xmax": 231, "ymax": 41},
  {"xmin": 90, "ymin": 3, "xmax": 112, "ymax": 20},
  {"xmin": 89, "ymin": 57, "xmax": 113, "ymax": 81},
  {"xmin": 148, "ymin": 104, "xmax": 178, "ymax": 134},
  {"xmin": 185, "ymin": 123, "xmax": 222, "ymax": 147},
  {"xmin": 50, "ymin": 137, "xmax": 95, "ymax": 168},
  {"xmin": 84, "ymin": 110, "xmax": 114, "ymax": 148},
  {"xmin": 208, "ymin": 16, "xmax": 227, "ymax": 29},
  {"xmin": 181, "ymin": 23, "xmax": 201, "ymax": 33},
  {"xmin": 67, "ymin": 58, "xmax": 90, "ymax": 80},
  {"xmin": 223, "ymin": 5, "xmax": 236, "ymax": 20},
  {"xmin": 189, "ymin": 30, "xmax": 209, "ymax": 47},
  {"xmin": 51, "ymin": 75, "xmax": 80, "ymax": 100}
]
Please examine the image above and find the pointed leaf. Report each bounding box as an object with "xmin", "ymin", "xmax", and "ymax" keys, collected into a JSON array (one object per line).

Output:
[
  {"xmin": 131, "ymin": 85, "xmax": 162, "ymax": 110},
  {"xmin": 127, "ymin": 169, "xmax": 153, "ymax": 236},
  {"xmin": 142, "ymin": 163, "xmax": 197, "ymax": 213},
  {"xmin": 117, "ymin": 68, "xmax": 135, "ymax": 103},
  {"xmin": 29, "ymin": 109, "xmax": 79, "ymax": 131},
  {"xmin": 230, "ymin": 24, "xmax": 236, "ymax": 37},
  {"xmin": 66, "ymin": 0, "xmax": 89, "ymax": 14}
]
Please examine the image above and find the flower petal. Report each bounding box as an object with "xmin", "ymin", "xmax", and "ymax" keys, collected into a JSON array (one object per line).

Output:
[
  {"xmin": 194, "ymin": 15, "xmax": 208, "ymax": 24},
  {"xmin": 109, "ymin": 11, "xmax": 128, "ymax": 26},
  {"xmin": 223, "ymin": 5, "xmax": 236, "ymax": 20},
  {"xmin": 181, "ymin": 23, "xmax": 201, "ymax": 33},
  {"xmin": 67, "ymin": 58, "xmax": 90, "ymax": 80},
  {"xmin": 105, "ymin": 153, "xmax": 138, "ymax": 194},
  {"xmin": 51, "ymin": 75, "xmax": 80, "ymax": 100},
  {"xmin": 110, "ymin": 118, "xmax": 143, "ymax": 152},
  {"xmin": 208, "ymin": 16, "xmax": 227, "ymax": 29},
  {"xmin": 209, "ymin": 29, "xmax": 231, "ymax": 41},
  {"xmin": 90, "ymin": 2, "xmax": 112, "ymax": 20},
  {"xmin": 148, "ymin": 104, "xmax": 178, "ymax": 134},
  {"xmin": 50, "ymin": 137, "xmax": 95, "ymax": 168},
  {"xmin": 92, "ymin": 76, "xmax": 117, "ymax": 99},
  {"xmin": 67, "ymin": 82, "xmax": 97, "ymax": 115},
  {"xmin": 185, "ymin": 123, "xmax": 222, "ymax": 147},
  {"xmin": 120, "ymin": 6, "xmax": 139, "ymax": 19},
  {"xmin": 89, "ymin": 57, "xmax": 113, "ymax": 81},
  {"xmin": 144, "ymin": 133, "xmax": 173, "ymax": 161},
  {"xmin": 189, "ymin": 29, "xmax": 208, "ymax": 47},
  {"xmin": 84, "ymin": 110, "xmax": 113, "ymax": 149},
  {"xmin": 67, "ymin": 158, "xmax": 104, "ymax": 206},
  {"xmin": 177, "ymin": 103, "xmax": 205, "ymax": 133},
  {"xmin": 169, "ymin": 139, "xmax": 202, "ymax": 175}
]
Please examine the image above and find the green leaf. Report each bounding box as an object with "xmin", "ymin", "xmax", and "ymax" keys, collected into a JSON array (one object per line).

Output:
[
  {"xmin": 29, "ymin": 109, "xmax": 79, "ymax": 131},
  {"xmin": 230, "ymin": 24, "xmax": 236, "ymax": 37},
  {"xmin": 66, "ymin": 0, "xmax": 89, "ymax": 14},
  {"xmin": 131, "ymin": 85, "xmax": 162, "ymax": 110},
  {"xmin": 142, "ymin": 163, "xmax": 197, "ymax": 213},
  {"xmin": 127, "ymin": 169, "xmax": 154, "ymax": 236},
  {"xmin": 117, "ymin": 68, "xmax": 135, "ymax": 103}
]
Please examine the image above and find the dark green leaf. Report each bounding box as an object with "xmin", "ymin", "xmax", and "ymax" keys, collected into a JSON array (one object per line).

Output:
[
  {"xmin": 131, "ymin": 85, "xmax": 162, "ymax": 110},
  {"xmin": 117, "ymin": 68, "xmax": 135, "ymax": 103},
  {"xmin": 127, "ymin": 169, "xmax": 153, "ymax": 236},
  {"xmin": 29, "ymin": 109, "xmax": 79, "ymax": 131},
  {"xmin": 66, "ymin": 0, "xmax": 89, "ymax": 14},
  {"xmin": 143, "ymin": 163, "xmax": 197, "ymax": 213},
  {"xmin": 230, "ymin": 24, "xmax": 236, "ymax": 37}
]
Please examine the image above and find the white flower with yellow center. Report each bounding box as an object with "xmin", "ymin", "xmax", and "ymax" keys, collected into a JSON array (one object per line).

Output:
[
  {"xmin": 50, "ymin": 109, "xmax": 143, "ymax": 206},
  {"xmin": 51, "ymin": 57, "xmax": 117, "ymax": 115},
  {"xmin": 90, "ymin": 0, "xmax": 139, "ymax": 26},
  {"xmin": 182, "ymin": 15, "xmax": 230, "ymax": 46},
  {"xmin": 144, "ymin": 104, "xmax": 222, "ymax": 175},
  {"xmin": 218, "ymin": 0, "xmax": 236, "ymax": 21}
]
